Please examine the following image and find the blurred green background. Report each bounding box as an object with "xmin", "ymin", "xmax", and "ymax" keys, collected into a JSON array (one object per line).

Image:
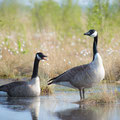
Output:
[{"xmin": 0, "ymin": 0, "xmax": 120, "ymax": 38}]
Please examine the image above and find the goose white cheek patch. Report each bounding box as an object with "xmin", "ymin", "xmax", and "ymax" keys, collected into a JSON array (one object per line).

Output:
[
  {"xmin": 90, "ymin": 31, "xmax": 97, "ymax": 37},
  {"xmin": 37, "ymin": 54, "xmax": 41, "ymax": 60}
]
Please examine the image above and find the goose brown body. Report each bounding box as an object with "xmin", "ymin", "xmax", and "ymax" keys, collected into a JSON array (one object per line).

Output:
[
  {"xmin": 48, "ymin": 53, "xmax": 104, "ymax": 89},
  {"xmin": 0, "ymin": 52, "xmax": 47, "ymax": 97}
]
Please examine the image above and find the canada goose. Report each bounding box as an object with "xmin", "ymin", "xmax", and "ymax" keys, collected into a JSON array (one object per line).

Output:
[
  {"xmin": 0, "ymin": 52, "xmax": 47, "ymax": 97},
  {"xmin": 48, "ymin": 29, "xmax": 105, "ymax": 100}
]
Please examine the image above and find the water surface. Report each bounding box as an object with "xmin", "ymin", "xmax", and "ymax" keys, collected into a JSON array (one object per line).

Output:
[{"xmin": 0, "ymin": 91, "xmax": 120, "ymax": 120}]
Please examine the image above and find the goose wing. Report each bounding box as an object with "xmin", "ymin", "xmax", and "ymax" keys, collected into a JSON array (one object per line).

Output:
[
  {"xmin": 0, "ymin": 81, "xmax": 26, "ymax": 92},
  {"xmin": 48, "ymin": 64, "xmax": 89, "ymax": 85}
]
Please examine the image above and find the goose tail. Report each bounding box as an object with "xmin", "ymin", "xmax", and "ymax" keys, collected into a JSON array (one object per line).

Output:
[
  {"xmin": 48, "ymin": 77, "xmax": 56, "ymax": 85},
  {"xmin": 48, "ymin": 75, "xmax": 61, "ymax": 85},
  {"xmin": 0, "ymin": 85, "xmax": 8, "ymax": 92},
  {"xmin": 48, "ymin": 72, "xmax": 67, "ymax": 85}
]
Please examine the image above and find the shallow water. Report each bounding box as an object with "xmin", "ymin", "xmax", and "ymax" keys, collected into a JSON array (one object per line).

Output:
[
  {"xmin": 0, "ymin": 80, "xmax": 120, "ymax": 120},
  {"xmin": 0, "ymin": 90, "xmax": 120, "ymax": 120}
]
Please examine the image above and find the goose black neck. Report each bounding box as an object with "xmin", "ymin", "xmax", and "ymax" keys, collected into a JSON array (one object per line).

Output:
[
  {"xmin": 31, "ymin": 57, "xmax": 40, "ymax": 79},
  {"xmin": 93, "ymin": 35, "xmax": 98, "ymax": 61}
]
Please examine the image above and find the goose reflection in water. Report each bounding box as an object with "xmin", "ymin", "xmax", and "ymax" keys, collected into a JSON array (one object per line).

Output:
[
  {"xmin": 54, "ymin": 104, "xmax": 116, "ymax": 120},
  {"xmin": 0, "ymin": 97, "xmax": 40, "ymax": 120},
  {"xmin": 0, "ymin": 93, "xmax": 120, "ymax": 120}
]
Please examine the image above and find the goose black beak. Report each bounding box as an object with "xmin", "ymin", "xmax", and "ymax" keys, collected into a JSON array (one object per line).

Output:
[
  {"xmin": 84, "ymin": 32, "xmax": 90, "ymax": 36},
  {"xmin": 84, "ymin": 33, "xmax": 87, "ymax": 35},
  {"xmin": 43, "ymin": 55, "xmax": 47, "ymax": 60}
]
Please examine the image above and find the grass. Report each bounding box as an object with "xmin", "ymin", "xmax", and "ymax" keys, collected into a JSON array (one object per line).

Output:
[
  {"xmin": 41, "ymin": 86, "xmax": 53, "ymax": 95},
  {"xmin": 87, "ymin": 91, "xmax": 116, "ymax": 104},
  {"xmin": 77, "ymin": 84, "xmax": 118, "ymax": 105},
  {"xmin": 0, "ymin": 0, "xmax": 120, "ymax": 96}
]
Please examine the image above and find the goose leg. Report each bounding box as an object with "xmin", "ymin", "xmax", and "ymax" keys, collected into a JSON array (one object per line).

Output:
[
  {"xmin": 79, "ymin": 89, "xmax": 82, "ymax": 100},
  {"xmin": 82, "ymin": 88, "xmax": 85, "ymax": 99}
]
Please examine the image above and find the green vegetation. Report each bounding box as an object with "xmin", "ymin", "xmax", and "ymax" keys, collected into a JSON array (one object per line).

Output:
[{"xmin": 0, "ymin": 0, "xmax": 120, "ymax": 94}]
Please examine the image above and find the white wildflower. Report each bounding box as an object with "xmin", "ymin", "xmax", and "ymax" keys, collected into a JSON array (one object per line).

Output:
[
  {"xmin": 72, "ymin": 35, "xmax": 76, "ymax": 39},
  {"xmin": 0, "ymin": 55, "xmax": 2, "ymax": 59},
  {"xmin": 71, "ymin": 42, "xmax": 75, "ymax": 46},
  {"xmin": 2, "ymin": 41, "xmax": 5, "ymax": 45},
  {"xmin": 20, "ymin": 48, "xmax": 23, "ymax": 52},
  {"xmin": 64, "ymin": 59, "xmax": 66, "ymax": 62},
  {"xmin": 16, "ymin": 51, "xmax": 19, "ymax": 54},
  {"xmin": 4, "ymin": 47, "xmax": 7, "ymax": 50},
  {"xmin": 78, "ymin": 38, "xmax": 81, "ymax": 41}
]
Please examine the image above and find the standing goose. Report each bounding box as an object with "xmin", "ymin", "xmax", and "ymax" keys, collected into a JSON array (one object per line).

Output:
[
  {"xmin": 0, "ymin": 52, "xmax": 47, "ymax": 97},
  {"xmin": 48, "ymin": 29, "xmax": 105, "ymax": 100}
]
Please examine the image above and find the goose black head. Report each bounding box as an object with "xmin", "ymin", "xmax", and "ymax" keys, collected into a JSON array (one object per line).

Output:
[
  {"xmin": 36, "ymin": 52, "xmax": 47, "ymax": 60},
  {"xmin": 84, "ymin": 29, "xmax": 97, "ymax": 38}
]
